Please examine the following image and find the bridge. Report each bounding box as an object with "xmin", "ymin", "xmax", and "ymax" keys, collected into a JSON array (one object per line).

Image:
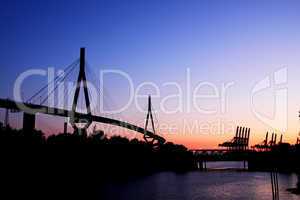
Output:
[
  {"xmin": 192, "ymin": 126, "xmax": 252, "ymax": 155},
  {"xmin": 191, "ymin": 149, "xmax": 238, "ymax": 155},
  {"xmin": 191, "ymin": 126, "xmax": 253, "ymax": 170},
  {"xmin": 0, "ymin": 48, "xmax": 166, "ymax": 145}
]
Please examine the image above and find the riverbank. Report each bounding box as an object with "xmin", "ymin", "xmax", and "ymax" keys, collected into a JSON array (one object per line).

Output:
[
  {"xmin": 247, "ymin": 145, "xmax": 300, "ymax": 173},
  {"xmin": 0, "ymin": 127, "xmax": 197, "ymax": 199}
]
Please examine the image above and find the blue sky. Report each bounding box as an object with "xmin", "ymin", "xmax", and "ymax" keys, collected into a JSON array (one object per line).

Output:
[{"xmin": 1, "ymin": 0, "xmax": 300, "ymax": 147}]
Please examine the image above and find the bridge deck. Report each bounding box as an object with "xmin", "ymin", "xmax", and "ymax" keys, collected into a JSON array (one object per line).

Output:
[
  {"xmin": 191, "ymin": 149, "xmax": 231, "ymax": 152},
  {"xmin": 191, "ymin": 149, "xmax": 252, "ymax": 153}
]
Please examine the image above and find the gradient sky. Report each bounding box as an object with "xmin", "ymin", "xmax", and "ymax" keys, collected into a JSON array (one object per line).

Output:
[{"xmin": 1, "ymin": 0, "xmax": 300, "ymax": 148}]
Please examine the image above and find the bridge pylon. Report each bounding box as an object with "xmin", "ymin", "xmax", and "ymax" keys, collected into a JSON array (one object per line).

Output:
[
  {"xmin": 70, "ymin": 48, "xmax": 92, "ymax": 136},
  {"xmin": 144, "ymin": 95, "xmax": 159, "ymax": 146}
]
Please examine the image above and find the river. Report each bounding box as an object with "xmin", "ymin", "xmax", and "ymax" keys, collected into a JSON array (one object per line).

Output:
[{"xmin": 99, "ymin": 162, "xmax": 300, "ymax": 200}]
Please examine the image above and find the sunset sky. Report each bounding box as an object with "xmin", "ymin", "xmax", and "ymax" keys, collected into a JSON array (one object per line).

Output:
[{"xmin": 1, "ymin": 0, "xmax": 300, "ymax": 148}]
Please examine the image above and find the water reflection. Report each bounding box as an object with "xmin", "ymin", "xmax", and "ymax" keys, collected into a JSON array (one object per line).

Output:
[
  {"xmin": 100, "ymin": 169, "xmax": 300, "ymax": 200},
  {"xmin": 205, "ymin": 161, "xmax": 247, "ymax": 170}
]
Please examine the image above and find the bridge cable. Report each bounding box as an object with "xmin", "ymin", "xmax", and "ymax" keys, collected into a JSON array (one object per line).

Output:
[
  {"xmin": 85, "ymin": 62, "xmax": 132, "ymax": 136},
  {"xmin": 40, "ymin": 61, "xmax": 78, "ymax": 105},
  {"xmin": 85, "ymin": 62, "xmax": 124, "ymax": 120},
  {"xmin": 61, "ymin": 76, "xmax": 73, "ymax": 110},
  {"xmin": 152, "ymin": 105, "xmax": 160, "ymax": 134},
  {"xmin": 27, "ymin": 59, "xmax": 79, "ymax": 104},
  {"xmin": 40, "ymin": 61, "xmax": 78, "ymax": 106},
  {"xmin": 32, "ymin": 63, "xmax": 78, "ymax": 105},
  {"xmin": 27, "ymin": 59, "xmax": 79, "ymax": 103}
]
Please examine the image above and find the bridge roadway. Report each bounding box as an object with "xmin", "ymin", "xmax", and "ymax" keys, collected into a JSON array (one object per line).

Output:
[
  {"xmin": 191, "ymin": 149, "xmax": 230, "ymax": 154},
  {"xmin": 0, "ymin": 98, "xmax": 166, "ymax": 144},
  {"xmin": 191, "ymin": 149, "xmax": 253, "ymax": 154}
]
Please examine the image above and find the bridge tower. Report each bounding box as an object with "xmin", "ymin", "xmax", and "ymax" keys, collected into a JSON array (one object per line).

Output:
[
  {"xmin": 70, "ymin": 48, "xmax": 92, "ymax": 136},
  {"xmin": 144, "ymin": 95, "xmax": 157, "ymax": 145}
]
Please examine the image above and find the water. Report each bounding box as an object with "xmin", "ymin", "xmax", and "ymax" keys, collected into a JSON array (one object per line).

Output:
[
  {"xmin": 100, "ymin": 162, "xmax": 300, "ymax": 200},
  {"xmin": 206, "ymin": 161, "xmax": 247, "ymax": 170}
]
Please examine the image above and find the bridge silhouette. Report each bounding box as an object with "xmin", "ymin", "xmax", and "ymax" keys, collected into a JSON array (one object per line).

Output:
[{"xmin": 0, "ymin": 48, "xmax": 166, "ymax": 145}]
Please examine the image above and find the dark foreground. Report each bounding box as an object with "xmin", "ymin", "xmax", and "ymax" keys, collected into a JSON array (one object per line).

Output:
[
  {"xmin": 2, "ymin": 127, "xmax": 300, "ymax": 199},
  {"xmin": 0, "ymin": 127, "xmax": 195, "ymax": 199}
]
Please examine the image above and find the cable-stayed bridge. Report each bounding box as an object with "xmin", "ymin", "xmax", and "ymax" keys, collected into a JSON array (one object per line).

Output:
[{"xmin": 0, "ymin": 48, "xmax": 166, "ymax": 145}]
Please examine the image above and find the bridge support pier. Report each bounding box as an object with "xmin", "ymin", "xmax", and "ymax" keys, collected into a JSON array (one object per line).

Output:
[
  {"xmin": 197, "ymin": 160, "xmax": 207, "ymax": 171},
  {"xmin": 23, "ymin": 113, "xmax": 36, "ymax": 133},
  {"xmin": 63, "ymin": 120, "xmax": 68, "ymax": 134},
  {"xmin": 74, "ymin": 127, "xmax": 87, "ymax": 137},
  {"xmin": 203, "ymin": 161, "xmax": 207, "ymax": 171},
  {"xmin": 243, "ymin": 160, "xmax": 247, "ymax": 170}
]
